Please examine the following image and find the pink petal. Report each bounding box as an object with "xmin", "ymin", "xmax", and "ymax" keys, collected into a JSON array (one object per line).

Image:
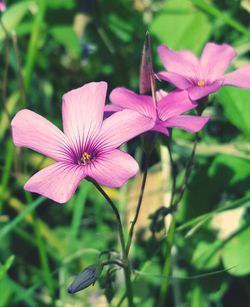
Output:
[
  {"xmin": 86, "ymin": 149, "xmax": 138, "ymax": 187},
  {"xmin": 188, "ymin": 80, "xmax": 222, "ymax": 100},
  {"xmin": 158, "ymin": 90, "xmax": 197, "ymax": 121},
  {"xmin": 104, "ymin": 105, "xmax": 123, "ymax": 112},
  {"xmin": 0, "ymin": 0, "xmax": 6, "ymax": 12},
  {"xmin": 157, "ymin": 45, "xmax": 199, "ymax": 78},
  {"xmin": 24, "ymin": 162, "xmax": 86, "ymax": 203},
  {"xmin": 164, "ymin": 115, "xmax": 210, "ymax": 132},
  {"xmin": 157, "ymin": 71, "xmax": 193, "ymax": 89},
  {"xmin": 151, "ymin": 123, "xmax": 169, "ymax": 136},
  {"xmin": 200, "ymin": 43, "xmax": 236, "ymax": 81},
  {"xmin": 11, "ymin": 109, "xmax": 70, "ymax": 162},
  {"xmin": 223, "ymin": 65, "xmax": 250, "ymax": 88},
  {"xmin": 62, "ymin": 82, "xmax": 107, "ymax": 150},
  {"xmin": 95, "ymin": 109, "xmax": 155, "ymax": 152},
  {"xmin": 109, "ymin": 87, "xmax": 156, "ymax": 119},
  {"xmin": 156, "ymin": 89, "xmax": 168, "ymax": 101}
]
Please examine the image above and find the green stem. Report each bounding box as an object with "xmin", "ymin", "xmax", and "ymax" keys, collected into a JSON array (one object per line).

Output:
[
  {"xmin": 24, "ymin": 192, "xmax": 55, "ymax": 300},
  {"xmin": 158, "ymin": 215, "xmax": 176, "ymax": 307},
  {"xmin": 24, "ymin": 0, "xmax": 47, "ymax": 90},
  {"xmin": 125, "ymin": 153, "xmax": 150, "ymax": 256},
  {"xmin": 91, "ymin": 180, "xmax": 134, "ymax": 307},
  {"xmin": 158, "ymin": 127, "xmax": 200, "ymax": 305},
  {"xmin": 33, "ymin": 213, "xmax": 55, "ymax": 299}
]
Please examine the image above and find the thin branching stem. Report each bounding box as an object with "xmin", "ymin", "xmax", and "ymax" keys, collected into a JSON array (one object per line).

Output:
[
  {"xmin": 90, "ymin": 179, "xmax": 134, "ymax": 307},
  {"xmin": 125, "ymin": 153, "xmax": 150, "ymax": 256}
]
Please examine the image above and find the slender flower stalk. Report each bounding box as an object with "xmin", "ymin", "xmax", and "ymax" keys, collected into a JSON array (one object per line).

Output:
[
  {"xmin": 90, "ymin": 180, "xmax": 134, "ymax": 307},
  {"xmin": 126, "ymin": 33, "xmax": 154, "ymax": 257},
  {"xmin": 126, "ymin": 153, "xmax": 150, "ymax": 257}
]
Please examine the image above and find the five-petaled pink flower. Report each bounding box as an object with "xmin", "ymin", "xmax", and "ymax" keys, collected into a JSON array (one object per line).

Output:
[
  {"xmin": 0, "ymin": 0, "xmax": 6, "ymax": 12},
  {"xmin": 157, "ymin": 42, "xmax": 250, "ymax": 100},
  {"xmin": 105, "ymin": 88, "xmax": 209, "ymax": 136},
  {"xmin": 11, "ymin": 82, "xmax": 154, "ymax": 203}
]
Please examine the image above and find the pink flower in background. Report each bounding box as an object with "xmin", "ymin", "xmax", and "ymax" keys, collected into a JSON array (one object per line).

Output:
[
  {"xmin": 11, "ymin": 82, "xmax": 154, "ymax": 203},
  {"xmin": 157, "ymin": 43, "xmax": 250, "ymax": 100},
  {"xmin": 0, "ymin": 0, "xmax": 6, "ymax": 12},
  {"xmin": 106, "ymin": 88, "xmax": 209, "ymax": 136}
]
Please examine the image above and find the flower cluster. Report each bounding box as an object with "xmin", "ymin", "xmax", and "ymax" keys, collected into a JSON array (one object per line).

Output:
[{"xmin": 11, "ymin": 41, "xmax": 250, "ymax": 203}]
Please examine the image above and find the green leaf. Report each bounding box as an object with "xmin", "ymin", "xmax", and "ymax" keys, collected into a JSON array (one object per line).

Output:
[
  {"xmin": 0, "ymin": 1, "xmax": 36, "ymax": 41},
  {"xmin": 208, "ymin": 154, "xmax": 250, "ymax": 191},
  {"xmin": 47, "ymin": 0, "xmax": 75, "ymax": 9},
  {"xmin": 0, "ymin": 197, "xmax": 45, "ymax": 240},
  {"xmin": 222, "ymin": 226, "xmax": 250, "ymax": 276},
  {"xmin": 218, "ymin": 87, "xmax": 250, "ymax": 139},
  {"xmin": 50, "ymin": 25, "xmax": 80, "ymax": 58},
  {"xmin": 150, "ymin": 0, "xmax": 211, "ymax": 53},
  {"xmin": 0, "ymin": 255, "xmax": 15, "ymax": 281},
  {"xmin": 192, "ymin": 241, "xmax": 220, "ymax": 270}
]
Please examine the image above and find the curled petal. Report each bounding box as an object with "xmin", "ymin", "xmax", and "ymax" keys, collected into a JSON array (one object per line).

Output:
[
  {"xmin": 223, "ymin": 65, "xmax": 250, "ymax": 88},
  {"xmin": 158, "ymin": 90, "xmax": 197, "ymax": 121},
  {"xmin": 200, "ymin": 43, "xmax": 236, "ymax": 80},
  {"xmin": 109, "ymin": 88, "xmax": 156, "ymax": 119},
  {"xmin": 164, "ymin": 115, "xmax": 210, "ymax": 132},
  {"xmin": 24, "ymin": 163, "xmax": 85, "ymax": 203},
  {"xmin": 87, "ymin": 149, "xmax": 138, "ymax": 187},
  {"xmin": 188, "ymin": 80, "xmax": 222, "ymax": 100},
  {"xmin": 11, "ymin": 109, "xmax": 70, "ymax": 162}
]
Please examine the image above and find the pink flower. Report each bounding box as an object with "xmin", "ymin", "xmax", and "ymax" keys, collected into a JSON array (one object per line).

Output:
[
  {"xmin": 0, "ymin": 0, "xmax": 6, "ymax": 12},
  {"xmin": 106, "ymin": 88, "xmax": 209, "ymax": 137},
  {"xmin": 157, "ymin": 43, "xmax": 250, "ymax": 100},
  {"xmin": 11, "ymin": 82, "xmax": 154, "ymax": 203}
]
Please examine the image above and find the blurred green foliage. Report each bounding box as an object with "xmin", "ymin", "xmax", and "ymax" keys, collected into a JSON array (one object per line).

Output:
[{"xmin": 0, "ymin": 0, "xmax": 250, "ymax": 306}]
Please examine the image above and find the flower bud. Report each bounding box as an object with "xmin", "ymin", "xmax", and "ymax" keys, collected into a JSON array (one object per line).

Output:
[
  {"xmin": 67, "ymin": 265, "xmax": 101, "ymax": 294},
  {"xmin": 139, "ymin": 32, "xmax": 155, "ymax": 96}
]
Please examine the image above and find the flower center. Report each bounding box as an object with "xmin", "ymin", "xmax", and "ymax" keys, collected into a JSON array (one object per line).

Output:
[
  {"xmin": 197, "ymin": 80, "xmax": 205, "ymax": 86},
  {"xmin": 80, "ymin": 152, "xmax": 92, "ymax": 165}
]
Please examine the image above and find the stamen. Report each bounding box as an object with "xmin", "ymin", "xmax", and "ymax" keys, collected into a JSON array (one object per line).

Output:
[
  {"xmin": 197, "ymin": 80, "xmax": 205, "ymax": 86},
  {"xmin": 80, "ymin": 152, "xmax": 92, "ymax": 165}
]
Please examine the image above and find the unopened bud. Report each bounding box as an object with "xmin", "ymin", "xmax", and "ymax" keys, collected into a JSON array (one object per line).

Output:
[
  {"xmin": 67, "ymin": 265, "xmax": 101, "ymax": 294},
  {"xmin": 139, "ymin": 32, "xmax": 155, "ymax": 97}
]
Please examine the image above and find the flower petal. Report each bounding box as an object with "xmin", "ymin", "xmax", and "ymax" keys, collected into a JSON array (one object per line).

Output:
[
  {"xmin": 157, "ymin": 45, "xmax": 199, "ymax": 78},
  {"xmin": 104, "ymin": 105, "xmax": 123, "ymax": 112},
  {"xmin": 157, "ymin": 71, "xmax": 193, "ymax": 89},
  {"xmin": 109, "ymin": 88, "xmax": 156, "ymax": 119},
  {"xmin": 164, "ymin": 115, "xmax": 209, "ymax": 132},
  {"xmin": 86, "ymin": 149, "xmax": 138, "ymax": 187},
  {"xmin": 223, "ymin": 65, "xmax": 250, "ymax": 88},
  {"xmin": 188, "ymin": 80, "xmax": 222, "ymax": 100},
  {"xmin": 62, "ymin": 81, "xmax": 107, "ymax": 150},
  {"xmin": 152, "ymin": 123, "xmax": 169, "ymax": 136},
  {"xmin": 95, "ymin": 109, "xmax": 155, "ymax": 152},
  {"xmin": 11, "ymin": 109, "xmax": 70, "ymax": 162},
  {"xmin": 24, "ymin": 162, "xmax": 85, "ymax": 203},
  {"xmin": 158, "ymin": 90, "xmax": 197, "ymax": 121},
  {"xmin": 200, "ymin": 43, "xmax": 236, "ymax": 81}
]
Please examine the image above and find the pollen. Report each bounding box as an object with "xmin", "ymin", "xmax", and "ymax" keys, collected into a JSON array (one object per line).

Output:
[
  {"xmin": 197, "ymin": 80, "xmax": 205, "ymax": 86},
  {"xmin": 80, "ymin": 152, "xmax": 91, "ymax": 165}
]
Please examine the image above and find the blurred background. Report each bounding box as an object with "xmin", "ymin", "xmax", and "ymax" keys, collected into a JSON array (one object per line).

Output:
[{"xmin": 0, "ymin": 0, "xmax": 250, "ymax": 306}]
